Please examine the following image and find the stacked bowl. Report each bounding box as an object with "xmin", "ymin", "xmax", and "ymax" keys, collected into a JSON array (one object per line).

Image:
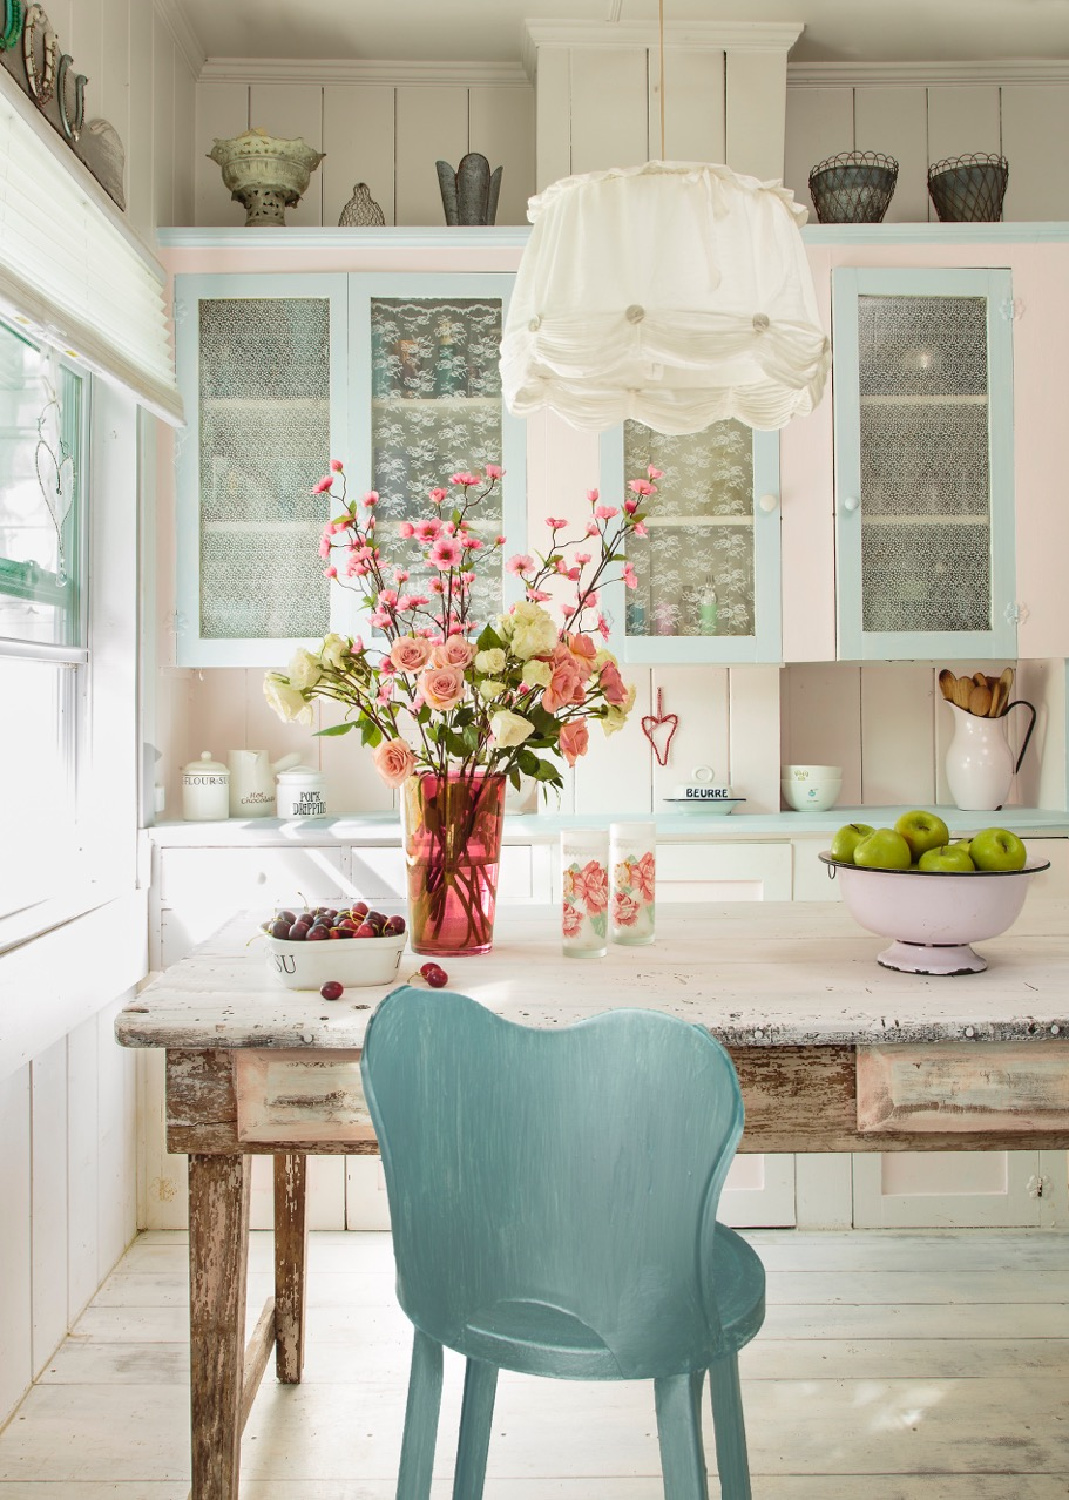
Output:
[{"xmin": 782, "ymin": 764, "xmax": 842, "ymax": 812}]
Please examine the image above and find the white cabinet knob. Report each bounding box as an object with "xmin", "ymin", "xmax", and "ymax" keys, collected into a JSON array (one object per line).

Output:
[
  {"xmin": 842, "ymin": 496, "xmax": 860, "ymax": 513},
  {"xmin": 757, "ymin": 493, "xmax": 778, "ymax": 514}
]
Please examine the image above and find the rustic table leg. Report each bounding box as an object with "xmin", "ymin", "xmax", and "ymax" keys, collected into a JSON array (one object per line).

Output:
[
  {"xmin": 273, "ymin": 1152, "xmax": 308, "ymax": 1384},
  {"xmin": 188, "ymin": 1152, "xmax": 251, "ymax": 1500}
]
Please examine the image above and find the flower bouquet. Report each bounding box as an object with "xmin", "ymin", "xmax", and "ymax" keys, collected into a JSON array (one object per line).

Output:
[{"xmin": 264, "ymin": 461, "xmax": 658, "ymax": 956}]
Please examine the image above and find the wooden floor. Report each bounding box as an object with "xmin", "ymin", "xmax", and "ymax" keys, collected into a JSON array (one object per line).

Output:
[{"xmin": 2, "ymin": 1228, "xmax": 1069, "ymax": 1497}]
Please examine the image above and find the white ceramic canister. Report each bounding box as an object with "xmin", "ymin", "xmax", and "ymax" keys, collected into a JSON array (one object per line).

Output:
[
  {"xmin": 181, "ymin": 751, "xmax": 230, "ymax": 821},
  {"xmin": 228, "ymin": 750, "xmax": 303, "ymax": 817},
  {"xmin": 276, "ymin": 764, "xmax": 327, "ymax": 819}
]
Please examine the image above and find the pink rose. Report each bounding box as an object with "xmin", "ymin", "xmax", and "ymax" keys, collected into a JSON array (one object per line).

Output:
[
  {"xmin": 419, "ymin": 664, "xmax": 466, "ymax": 711},
  {"xmin": 372, "ymin": 739, "xmax": 416, "ymax": 788},
  {"xmin": 613, "ymin": 890, "xmax": 640, "ymax": 927},
  {"xmin": 562, "ymin": 903, "xmax": 583, "ymax": 939},
  {"xmin": 599, "ymin": 660, "xmax": 628, "ymax": 706},
  {"xmin": 542, "ymin": 657, "xmax": 585, "ymax": 714},
  {"xmin": 559, "ymin": 721, "xmax": 589, "ymax": 767},
  {"xmin": 390, "ymin": 636, "xmax": 432, "ymax": 672},
  {"xmin": 433, "ymin": 638, "xmax": 475, "ymax": 669},
  {"xmin": 635, "ymin": 851, "xmax": 656, "ymax": 902},
  {"xmin": 579, "ymin": 859, "xmax": 609, "ymax": 915}
]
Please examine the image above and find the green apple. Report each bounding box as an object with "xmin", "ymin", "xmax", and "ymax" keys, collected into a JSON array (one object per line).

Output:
[
  {"xmin": 894, "ymin": 809, "xmax": 950, "ymax": 862},
  {"xmin": 970, "ymin": 826, "xmax": 1027, "ymax": 872},
  {"xmin": 853, "ymin": 827, "xmax": 913, "ymax": 871},
  {"xmin": 830, "ymin": 822, "xmax": 875, "ymax": 863},
  {"xmin": 918, "ymin": 844, "xmax": 976, "ymax": 873}
]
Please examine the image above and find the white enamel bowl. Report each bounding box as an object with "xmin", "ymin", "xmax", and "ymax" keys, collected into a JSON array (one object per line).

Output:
[
  {"xmin": 782, "ymin": 778, "xmax": 841, "ymax": 812},
  {"xmin": 265, "ymin": 930, "xmax": 407, "ymax": 990},
  {"xmin": 819, "ymin": 853, "xmax": 1050, "ymax": 974}
]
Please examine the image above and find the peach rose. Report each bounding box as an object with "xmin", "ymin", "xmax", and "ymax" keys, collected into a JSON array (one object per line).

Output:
[
  {"xmin": 634, "ymin": 850, "xmax": 656, "ymax": 902},
  {"xmin": 418, "ymin": 663, "xmax": 466, "ymax": 711},
  {"xmin": 562, "ymin": 903, "xmax": 583, "ymax": 939},
  {"xmin": 372, "ymin": 739, "xmax": 416, "ymax": 788},
  {"xmin": 390, "ymin": 636, "xmax": 432, "ymax": 673},
  {"xmin": 542, "ymin": 657, "xmax": 585, "ymax": 714},
  {"xmin": 578, "ymin": 859, "xmax": 609, "ymax": 915},
  {"xmin": 599, "ymin": 659, "xmax": 628, "ymax": 707},
  {"xmin": 432, "ymin": 637, "xmax": 475, "ymax": 669},
  {"xmin": 613, "ymin": 890, "xmax": 641, "ymax": 927},
  {"xmin": 559, "ymin": 720, "xmax": 589, "ymax": 767},
  {"xmin": 568, "ymin": 633, "xmax": 597, "ymax": 680}
]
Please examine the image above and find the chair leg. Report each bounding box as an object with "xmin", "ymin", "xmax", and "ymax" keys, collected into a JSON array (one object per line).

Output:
[
  {"xmin": 708, "ymin": 1354, "xmax": 752, "ymax": 1500},
  {"xmin": 397, "ymin": 1329, "xmax": 444, "ymax": 1500},
  {"xmin": 452, "ymin": 1357, "xmax": 499, "ymax": 1500},
  {"xmin": 654, "ymin": 1371, "xmax": 710, "ymax": 1500}
]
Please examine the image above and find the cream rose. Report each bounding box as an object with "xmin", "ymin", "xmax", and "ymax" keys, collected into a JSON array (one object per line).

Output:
[
  {"xmin": 490, "ymin": 709, "xmax": 535, "ymax": 748},
  {"xmin": 320, "ymin": 633, "xmax": 349, "ymax": 671},
  {"xmin": 520, "ymin": 658, "xmax": 552, "ymax": 689},
  {"xmin": 372, "ymin": 738, "xmax": 416, "ymax": 788},
  {"xmin": 477, "ymin": 678, "xmax": 506, "ymax": 701},
  {"xmin": 474, "ymin": 647, "xmax": 506, "ymax": 675},
  {"xmin": 263, "ymin": 674, "xmax": 313, "ymax": 725},
  {"xmin": 432, "ymin": 638, "xmax": 475, "ymax": 669},
  {"xmin": 390, "ymin": 636, "xmax": 432, "ymax": 673},
  {"xmin": 418, "ymin": 663, "xmax": 466, "ymax": 711},
  {"xmin": 510, "ymin": 602, "xmax": 558, "ymax": 661},
  {"xmin": 600, "ymin": 683, "xmax": 637, "ymax": 736},
  {"xmin": 287, "ymin": 648, "xmax": 322, "ymax": 691}
]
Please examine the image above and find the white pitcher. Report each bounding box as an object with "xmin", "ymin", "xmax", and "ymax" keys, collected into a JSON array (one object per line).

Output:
[
  {"xmin": 228, "ymin": 750, "xmax": 302, "ymax": 818},
  {"xmin": 945, "ymin": 700, "xmax": 1036, "ymax": 811}
]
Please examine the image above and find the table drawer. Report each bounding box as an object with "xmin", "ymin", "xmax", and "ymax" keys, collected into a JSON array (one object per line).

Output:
[
  {"xmin": 857, "ymin": 1042, "xmax": 1069, "ymax": 1133},
  {"xmin": 234, "ymin": 1050, "xmax": 375, "ymax": 1145}
]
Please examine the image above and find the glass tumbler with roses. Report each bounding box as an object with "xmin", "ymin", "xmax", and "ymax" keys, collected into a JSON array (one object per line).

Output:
[{"xmin": 264, "ymin": 461, "xmax": 660, "ymax": 956}]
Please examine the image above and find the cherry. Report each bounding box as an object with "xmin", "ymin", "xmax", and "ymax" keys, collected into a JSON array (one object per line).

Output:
[
  {"xmin": 320, "ymin": 980, "xmax": 344, "ymax": 1001},
  {"xmin": 288, "ymin": 922, "xmax": 310, "ymax": 941},
  {"xmin": 384, "ymin": 915, "xmax": 406, "ymax": 936},
  {"xmin": 367, "ymin": 911, "xmax": 386, "ymax": 927},
  {"xmin": 306, "ymin": 927, "xmax": 329, "ymax": 942},
  {"xmin": 335, "ymin": 926, "xmax": 354, "ymax": 939},
  {"xmin": 354, "ymin": 923, "xmax": 375, "ymax": 939},
  {"xmin": 276, "ymin": 910, "xmax": 296, "ymax": 926},
  {"xmin": 419, "ymin": 962, "xmax": 438, "ymax": 978},
  {"xmin": 270, "ymin": 919, "xmax": 290, "ymax": 939},
  {"xmin": 425, "ymin": 966, "xmax": 448, "ymax": 989},
  {"xmin": 351, "ymin": 901, "xmax": 369, "ymax": 918}
]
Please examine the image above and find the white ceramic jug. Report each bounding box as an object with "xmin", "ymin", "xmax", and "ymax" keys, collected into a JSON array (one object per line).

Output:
[
  {"xmin": 945, "ymin": 700, "xmax": 1036, "ymax": 811},
  {"xmin": 228, "ymin": 750, "xmax": 302, "ymax": 818}
]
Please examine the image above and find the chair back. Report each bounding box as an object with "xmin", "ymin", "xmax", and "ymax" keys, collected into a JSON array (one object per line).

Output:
[{"xmin": 361, "ymin": 985, "xmax": 745, "ymax": 1378}]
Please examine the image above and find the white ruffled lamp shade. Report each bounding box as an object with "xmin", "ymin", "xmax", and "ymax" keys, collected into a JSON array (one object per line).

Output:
[{"xmin": 501, "ymin": 161, "xmax": 831, "ymax": 435}]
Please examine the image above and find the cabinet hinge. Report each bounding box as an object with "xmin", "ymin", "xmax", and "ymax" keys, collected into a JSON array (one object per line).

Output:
[
  {"xmin": 1027, "ymin": 1173, "xmax": 1052, "ymax": 1198},
  {"xmin": 1000, "ymin": 298, "xmax": 1021, "ymax": 321},
  {"xmin": 1004, "ymin": 602, "xmax": 1023, "ymax": 625}
]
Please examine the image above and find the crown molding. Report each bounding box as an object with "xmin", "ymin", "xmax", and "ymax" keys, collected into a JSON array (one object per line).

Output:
[
  {"xmin": 153, "ymin": 0, "xmax": 207, "ymax": 80},
  {"xmin": 521, "ymin": 20, "xmax": 804, "ymax": 81},
  {"xmin": 198, "ymin": 56, "xmax": 530, "ymax": 87},
  {"xmin": 156, "ymin": 226, "xmax": 533, "ymax": 249},
  {"xmin": 788, "ymin": 58, "xmax": 1069, "ymax": 87}
]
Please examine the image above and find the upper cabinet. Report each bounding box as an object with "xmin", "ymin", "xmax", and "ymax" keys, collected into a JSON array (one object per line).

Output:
[
  {"xmin": 601, "ymin": 419, "xmax": 781, "ymax": 664},
  {"xmin": 174, "ymin": 265, "xmax": 525, "ymax": 667},
  {"xmin": 831, "ymin": 264, "xmax": 1017, "ymax": 662}
]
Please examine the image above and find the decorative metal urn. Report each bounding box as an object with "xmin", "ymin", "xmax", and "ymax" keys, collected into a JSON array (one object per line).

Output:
[
  {"xmin": 208, "ymin": 128, "xmax": 325, "ymax": 227},
  {"xmin": 435, "ymin": 152, "xmax": 503, "ymax": 226},
  {"xmin": 338, "ymin": 182, "xmax": 386, "ymax": 227}
]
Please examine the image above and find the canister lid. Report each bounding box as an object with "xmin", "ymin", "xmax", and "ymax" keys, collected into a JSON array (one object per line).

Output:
[
  {"xmin": 182, "ymin": 750, "xmax": 229, "ymax": 777},
  {"xmin": 276, "ymin": 764, "xmax": 321, "ymax": 783}
]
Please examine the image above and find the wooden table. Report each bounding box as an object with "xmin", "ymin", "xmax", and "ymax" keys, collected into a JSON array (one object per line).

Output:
[{"xmin": 116, "ymin": 899, "xmax": 1069, "ymax": 1500}]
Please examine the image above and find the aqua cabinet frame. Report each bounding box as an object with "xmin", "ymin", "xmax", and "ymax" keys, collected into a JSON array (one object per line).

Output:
[
  {"xmin": 832, "ymin": 265, "xmax": 1017, "ymax": 662},
  {"xmin": 599, "ymin": 426, "xmax": 782, "ymax": 665},
  {"xmin": 175, "ymin": 269, "xmax": 526, "ymax": 667}
]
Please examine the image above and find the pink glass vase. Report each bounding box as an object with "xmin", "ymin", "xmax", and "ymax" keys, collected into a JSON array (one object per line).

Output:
[{"xmin": 402, "ymin": 771, "xmax": 506, "ymax": 957}]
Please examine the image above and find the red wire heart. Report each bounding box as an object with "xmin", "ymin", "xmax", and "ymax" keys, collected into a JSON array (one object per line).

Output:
[{"xmin": 641, "ymin": 690, "xmax": 679, "ymax": 767}]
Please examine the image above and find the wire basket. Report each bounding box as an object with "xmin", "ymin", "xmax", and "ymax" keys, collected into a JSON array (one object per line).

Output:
[
  {"xmin": 927, "ymin": 154, "xmax": 1009, "ymax": 223},
  {"xmin": 808, "ymin": 151, "xmax": 899, "ymax": 224}
]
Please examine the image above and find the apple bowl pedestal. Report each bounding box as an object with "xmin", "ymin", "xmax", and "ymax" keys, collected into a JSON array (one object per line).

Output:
[{"xmin": 819, "ymin": 853, "xmax": 1050, "ymax": 974}]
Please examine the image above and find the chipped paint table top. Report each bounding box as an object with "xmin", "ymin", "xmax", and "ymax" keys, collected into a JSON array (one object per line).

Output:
[{"xmin": 118, "ymin": 899, "xmax": 1069, "ymax": 1053}]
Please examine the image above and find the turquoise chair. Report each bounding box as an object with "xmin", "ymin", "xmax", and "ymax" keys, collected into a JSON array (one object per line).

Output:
[{"xmin": 360, "ymin": 985, "xmax": 766, "ymax": 1500}]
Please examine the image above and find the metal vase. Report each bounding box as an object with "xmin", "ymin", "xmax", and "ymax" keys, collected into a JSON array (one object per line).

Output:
[{"xmin": 435, "ymin": 152, "xmax": 503, "ymax": 226}]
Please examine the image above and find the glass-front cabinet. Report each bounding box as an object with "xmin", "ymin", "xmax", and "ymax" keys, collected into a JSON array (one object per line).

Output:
[
  {"xmin": 174, "ymin": 271, "xmax": 524, "ymax": 666},
  {"xmin": 601, "ymin": 419, "xmax": 781, "ymax": 663},
  {"xmin": 832, "ymin": 267, "xmax": 1017, "ymax": 661}
]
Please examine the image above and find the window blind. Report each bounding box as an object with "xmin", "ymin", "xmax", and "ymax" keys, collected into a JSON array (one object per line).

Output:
[{"xmin": 0, "ymin": 73, "xmax": 182, "ymax": 425}]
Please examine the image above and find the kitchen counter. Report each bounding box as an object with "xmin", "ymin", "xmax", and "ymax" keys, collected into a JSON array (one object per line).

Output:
[{"xmin": 146, "ymin": 806, "xmax": 1069, "ymax": 847}]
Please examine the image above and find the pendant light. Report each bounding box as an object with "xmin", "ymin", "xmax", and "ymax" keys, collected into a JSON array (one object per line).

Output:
[{"xmin": 501, "ymin": 5, "xmax": 830, "ymax": 436}]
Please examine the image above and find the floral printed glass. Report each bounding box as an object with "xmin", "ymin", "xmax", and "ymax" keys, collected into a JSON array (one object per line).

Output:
[
  {"xmin": 561, "ymin": 829, "xmax": 610, "ymax": 959},
  {"xmin": 610, "ymin": 822, "xmax": 656, "ymax": 946}
]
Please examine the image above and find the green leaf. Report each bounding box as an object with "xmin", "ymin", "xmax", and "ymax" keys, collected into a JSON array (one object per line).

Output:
[
  {"xmin": 315, "ymin": 721, "xmax": 357, "ymax": 737},
  {"xmin": 509, "ymin": 768, "xmax": 522, "ymax": 792},
  {"xmin": 359, "ymin": 719, "xmax": 382, "ymax": 748},
  {"xmin": 476, "ymin": 624, "xmax": 504, "ymax": 652}
]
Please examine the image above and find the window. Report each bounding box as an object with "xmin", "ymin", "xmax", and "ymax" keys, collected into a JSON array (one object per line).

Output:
[{"xmin": 0, "ymin": 321, "xmax": 88, "ymax": 919}]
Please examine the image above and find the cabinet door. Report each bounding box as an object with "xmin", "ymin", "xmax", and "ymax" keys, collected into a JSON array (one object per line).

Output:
[
  {"xmin": 174, "ymin": 273, "xmax": 349, "ymax": 667},
  {"xmin": 833, "ymin": 267, "xmax": 1016, "ymax": 661},
  {"xmin": 345, "ymin": 274, "xmax": 526, "ymax": 639},
  {"xmin": 600, "ymin": 420, "xmax": 781, "ymax": 663}
]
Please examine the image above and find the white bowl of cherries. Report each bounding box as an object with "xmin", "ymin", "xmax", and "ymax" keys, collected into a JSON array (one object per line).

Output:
[{"xmin": 263, "ymin": 901, "xmax": 408, "ymax": 991}]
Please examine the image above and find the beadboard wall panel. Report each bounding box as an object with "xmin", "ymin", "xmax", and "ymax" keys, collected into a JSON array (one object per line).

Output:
[
  {"xmin": 1002, "ymin": 87, "xmax": 1069, "ymax": 223},
  {"xmin": 30, "ymin": 1040, "xmax": 69, "ymax": 1378},
  {"xmin": 152, "ymin": 18, "xmax": 176, "ymax": 230},
  {"xmin": 195, "ymin": 82, "xmax": 251, "ymax": 226},
  {"xmin": 852, "ymin": 87, "xmax": 930, "ymax": 224},
  {"xmin": 0, "ymin": 1067, "xmax": 32, "ymax": 1427},
  {"xmin": 648, "ymin": 48, "xmax": 726, "ymax": 164},
  {"xmin": 569, "ymin": 48, "xmax": 650, "ymax": 175},
  {"xmin": 725, "ymin": 49, "xmax": 788, "ymax": 181},
  {"xmin": 783, "ymin": 87, "xmax": 854, "ymax": 223},
  {"xmin": 396, "ymin": 85, "xmax": 469, "ymax": 225},
  {"xmin": 469, "ymin": 86, "xmax": 537, "ymax": 229},
  {"xmin": 249, "ymin": 84, "xmax": 325, "ymax": 229},
  {"xmin": 927, "ymin": 84, "xmax": 1002, "ymax": 168},
  {"xmin": 322, "ymin": 85, "xmax": 396, "ymax": 229}
]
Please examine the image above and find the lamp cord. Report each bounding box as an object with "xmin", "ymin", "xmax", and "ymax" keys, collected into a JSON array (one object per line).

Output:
[{"xmin": 658, "ymin": 0, "xmax": 665, "ymax": 159}]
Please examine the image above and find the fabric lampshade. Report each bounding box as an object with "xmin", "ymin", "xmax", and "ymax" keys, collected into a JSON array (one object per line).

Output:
[{"xmin": 501, "ymin": 160, "xmax": 831, "ymax": 436}]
